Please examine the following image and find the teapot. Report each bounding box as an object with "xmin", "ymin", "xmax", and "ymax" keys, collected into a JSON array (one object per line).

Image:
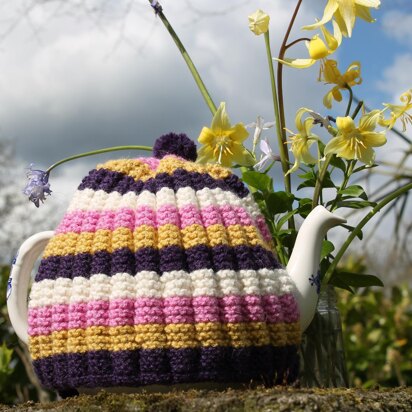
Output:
[{"xmin": 7, "ymin": 134, "xmax": 345, "ymax": 395}]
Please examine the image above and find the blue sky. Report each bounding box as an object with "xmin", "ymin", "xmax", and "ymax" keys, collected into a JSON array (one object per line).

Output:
[{"xmin": 338, "ymin": 0, "xmax": 411, "ymax": 108}]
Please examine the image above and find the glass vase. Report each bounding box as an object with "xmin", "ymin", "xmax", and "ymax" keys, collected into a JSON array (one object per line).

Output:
[{"xmin": 299, "ymin": 285, "xmax": 349, "ymax": 387}]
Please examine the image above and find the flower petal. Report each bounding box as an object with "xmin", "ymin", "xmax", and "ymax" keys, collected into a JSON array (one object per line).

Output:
[
  {"xmin": 303, "ymin": 117, "xmax": 315, "ymax": 137},
  {"xmin": 358, "ymin": 146, "xmax": 375, "ymax": 164},
  {"xmin": 362, "ymin": 131, "xmax": 387, "ymax": 147},
  {"xmin": 228, "ymin": 123, "xmax": 249, "ymax": 143},
  {"xmin": 336, "ymin": 116, "xmax": 356, "ymax": 133},
  {"xmin": 324, "ymin": 135, "xmax": 351, "ymax": 157},
  {"xmin": 308, "ymin": 35, "xmax": 330, "ymax": 60},
  {"xmin": 254, "ymin": 155, "xmax": 270, "ymax": 171},
  {"xmin": 355, "ymin": 4, "xmax": 374, "ymax": 22},
  {"xmin": 275, "ymin": 57, "xmax": 317, "ymax": 69},
  {"xmin": 323, "ymin": 90, "xmax": 332, "ymax": 109},
  {"xmin": 302, "ymin": 0, "xmax": 338, "ymax": 30},
  {"xmin": 197, "ymin": 145, "xmax": 214, "ymax": 163},
  {"xmin": 334, "ymin": 9, "xmax": 350, "ymax": 37},
  {"xmin": 355, "ymin": 0, "xmax": 380, "ymax": 8},
  {"xmin": 260, "ymin": 139, "xmax": 272, "ymax": 155},
  {"xmin": 337, "ymin": 0, "xmax": 356, "ymax": 37},
  {"xmin": 358, "ymin": 110, "xmax": 381, "ymax": 131},
  {"xmin": 300, "ymin": 142, "xmax": 318, "ymax": 164},
  {"xmin": 211, "ymin": 102, "xmax": 231, "ymax": 132},
  {"xmin": 198, "ymin": 127, "xmax": 216, "ymax": 145}
]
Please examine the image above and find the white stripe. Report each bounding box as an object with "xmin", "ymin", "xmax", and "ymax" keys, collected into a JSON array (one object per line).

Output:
[{"xmin": 28, "ymin": 268, "xmax": 295, "ymax": 308}]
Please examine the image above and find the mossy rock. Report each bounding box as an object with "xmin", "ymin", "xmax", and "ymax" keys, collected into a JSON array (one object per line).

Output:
[{"xmin": 1, "ymin": 387, "xmax": 412, "ymax": 412}]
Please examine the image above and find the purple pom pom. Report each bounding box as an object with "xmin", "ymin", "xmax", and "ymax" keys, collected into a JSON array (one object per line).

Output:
[{"xmin": 153, "ymin": 133, "xmax": 197, "ymax": 161}]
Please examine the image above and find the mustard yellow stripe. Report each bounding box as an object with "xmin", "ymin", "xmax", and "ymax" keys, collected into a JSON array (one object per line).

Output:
[
  {"xmin": 43, "ymin": 224, "xmax": 271, "ymax": 258},
  {"xmin": 29, "ymin": 322, "xmax": 301, "ymax": 359},
  {"xmin": 98, "ymin": 157, "xmax": 232, "ymax": 182},
  {"xmin": 155, "ymin": 157, "xmax": 232, "ymax": 180},
  {"xmin": 97, "ymin": 159, "xmax": 154, "ymax": 182}
]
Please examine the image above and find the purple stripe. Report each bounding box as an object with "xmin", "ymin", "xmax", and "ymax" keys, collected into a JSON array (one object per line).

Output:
[
  {"xmin": 32, "ymin": 345, "xmax": 299, "ymax": 390},
  {"xmin": 77, "ymin": 168, "xmax": 249, "ymax": 198},
  {"xmin": 35, "ymin": 245, "xmax": 280, "ymax": 281}
]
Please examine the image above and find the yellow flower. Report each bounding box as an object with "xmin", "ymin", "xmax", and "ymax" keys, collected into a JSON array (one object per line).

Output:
[
  {"xmin": 197, "ymin": 102, "xmax": 253, "ymax": 167},
  {"xmin": 303, "ymin": 0, "xmax": 381, "ymax": 38},
  {"xmin": 285, "ymin": 108, "xmax": 319, "ymax": 174},
  {"xmin": 248, "ymin": 9, "xmax": 270, "ymax": 35},
  {"xmin": 324, "ymin": 110, "xmax": 386, "ymax": 164},
  {"xmin": 380, "ymin": 90, "xmax": 412, "ymax": 132},
  {"xmin": 276, "ymin": 23, "xmax": 341, "ymax": 69},
  {"xmin": 321, "ymin": 59, "xmax": 362, "ymax": 108}
]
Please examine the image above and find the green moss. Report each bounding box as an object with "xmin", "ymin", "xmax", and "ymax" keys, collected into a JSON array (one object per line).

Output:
[{"xmin": 1, "ymin": 387, "xmax": 412, "ymax": 412}]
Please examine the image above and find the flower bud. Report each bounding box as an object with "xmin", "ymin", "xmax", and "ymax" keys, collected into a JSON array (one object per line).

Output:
[{"xmin": 248, "ymin": 9, "xmax": 270, "ymax": 35}]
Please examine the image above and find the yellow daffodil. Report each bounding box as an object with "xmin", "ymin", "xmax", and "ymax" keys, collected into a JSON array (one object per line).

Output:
[
  {"xmin": 197, "ymin": 102, "xmax": 253, "ymax": 167},
  {"xmin": 285, "ymin": 108, "xmax": 319, "ymax": 174},
  {"xmin": 276, "ymin": 22, "xmax": 341, "ymax": 70},
  {"xmin": 303, "ymin": 0, "xmax": 381, "ymax": 38},
  {"xmin": 324, "ymin": 110, "xmax": 386, "ymax": 164},
  {"xmin": 380, "ymin": 90, "xmax": 412, "ymax": 132},
  {"xmin": 248, "ymin": 9, "xmax": 270, "ymax": 35},
  {"xmin": 321, "ymin": 59, "xmax": 362, "ymax": 108}
]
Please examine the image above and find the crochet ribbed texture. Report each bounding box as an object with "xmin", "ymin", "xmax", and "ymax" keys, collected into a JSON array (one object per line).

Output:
[{"xmin": 28, "ymin": 137, "xmax": 301, "ymax": 390}]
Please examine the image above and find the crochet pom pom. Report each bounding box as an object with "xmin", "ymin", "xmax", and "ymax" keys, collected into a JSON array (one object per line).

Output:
[{"xmin": 153, "ymin": 133, "xmax": 197, "ymax": 161}]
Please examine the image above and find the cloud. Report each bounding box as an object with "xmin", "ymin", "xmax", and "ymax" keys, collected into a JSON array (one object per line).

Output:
[
  {"xmin": 0, "ymin": 0, "xmax": 324, "ymax": 166},
  {"xmin": 382, "ymin": 10, "xmax": 412, "ymax": 47},
  {"xmin": 377, "ymin": 53, "xmax": 412, "ymax": 99}
]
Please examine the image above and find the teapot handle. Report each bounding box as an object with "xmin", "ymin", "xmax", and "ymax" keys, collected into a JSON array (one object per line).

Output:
[{"xmin": 7, "ymin": 231, "xmax": 54, "ymax": 345}]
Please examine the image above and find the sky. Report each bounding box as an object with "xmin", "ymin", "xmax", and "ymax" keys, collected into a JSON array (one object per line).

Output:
[{"xmin": 0, "ymin": 0, "xmax": 411, "ymax": 270}]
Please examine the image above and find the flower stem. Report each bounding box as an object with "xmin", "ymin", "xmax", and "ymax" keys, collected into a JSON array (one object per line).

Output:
[
  {"xmin": 276, "ymin": 0, "xmax": 304, "ymax": 188},
  {"xmin": 351, "ymin": 100, "xmax": 363, "ymax": 119},
  {"xmin": 345, "ymin": 86, "xmax": 353, "ymax": 117},
  {"xmin": 152, "ymin": 4, "xmax": 217, "ymax": 115},
  {"xmin": 285, "ymin": 37, "xmax": 311, "ymax": 49},
  {"xmin": 312, "ymin": 154, "xmax": 333, "ymax": 209},
  {"xmin": 264, "ymin": 31, "xmax": 290, "ymax": 190},
  {"xmin": 329, "ymin": 160, "xmax": 356, "ymax": 211},
  {"xmin": 46, "ymin": 146, "xmax": 153, "ymax": 174},
  {"xmin": 323, "ymin": 181, "xmax": 412, "ymax": 286}
]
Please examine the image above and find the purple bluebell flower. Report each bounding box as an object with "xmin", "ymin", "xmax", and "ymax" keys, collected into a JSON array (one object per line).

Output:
[
  {"xmin": 23, "ymin": 164, "xmax": 52, "ymax": 207},
  {"xmin": 150, "ymin": 0, "xmax": 162, "ymax": 14}
]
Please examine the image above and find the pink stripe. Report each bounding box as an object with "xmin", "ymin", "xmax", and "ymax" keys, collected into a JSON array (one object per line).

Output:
[
  {"xmin": 28, "ymin": 294, "xmax": 299, "ymax": 336},
  {"xmin": 139, "ymin": 157, "xmax": 160, "ymax": 171},
  {"xmin": 56, "ymin": 205, "xmax": 263, "ymax": 234}
]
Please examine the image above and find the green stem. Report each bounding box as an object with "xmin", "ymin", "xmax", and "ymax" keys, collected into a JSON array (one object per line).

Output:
[
  {"xmin": 323, "ymin": 181, "xmax": 412, "ymax": 285},
  {"xmin": 312, "ymin": 154, "xmax": 333, "ymax": 209},
  {"xmin": 264, "ymin": 31, "xmax": 290, "ymax": 190},
  {"xmin": 345, "ymin": 86, "xmax": 353, "ymax": 117},
  {"xmin": 330, "ymin": 160, "xmax": 356, "ymax": 211},
  {"xmin": 46, "ymin": 146, "xmax": 152, "ymax": 174},
  {"xmin": 152, "ymin": 5, "xmax": 217, "ymax": 115}
]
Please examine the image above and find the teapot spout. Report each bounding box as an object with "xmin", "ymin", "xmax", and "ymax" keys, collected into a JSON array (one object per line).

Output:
[{"xmin": 287, "ymin": 205, "xmax": 346, "ymax": 332}]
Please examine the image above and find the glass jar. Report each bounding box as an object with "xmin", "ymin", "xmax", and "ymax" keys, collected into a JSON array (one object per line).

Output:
[{"xmin": 299, "ymin": 285, "xmax": 349, "ymax": 387}]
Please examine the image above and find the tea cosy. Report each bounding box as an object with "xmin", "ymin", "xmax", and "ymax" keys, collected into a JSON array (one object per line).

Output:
[{"xmin": 27, "ymin": 133, "xmax": 301, "ymax": 391}]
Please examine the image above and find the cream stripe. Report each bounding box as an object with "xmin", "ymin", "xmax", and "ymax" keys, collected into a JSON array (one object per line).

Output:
[
  {"xmin": 66, "ymin": 187, "xmax": 262, "ymax": 220},
  {"xmin": 29, "ymin": 268, "xmax": 296, "ymax": 308}
]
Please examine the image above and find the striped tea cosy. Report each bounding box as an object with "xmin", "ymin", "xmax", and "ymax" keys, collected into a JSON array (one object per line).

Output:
[{"xmin": 28, "ymin": 133, "xmax": 301, "ymax": 391}]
